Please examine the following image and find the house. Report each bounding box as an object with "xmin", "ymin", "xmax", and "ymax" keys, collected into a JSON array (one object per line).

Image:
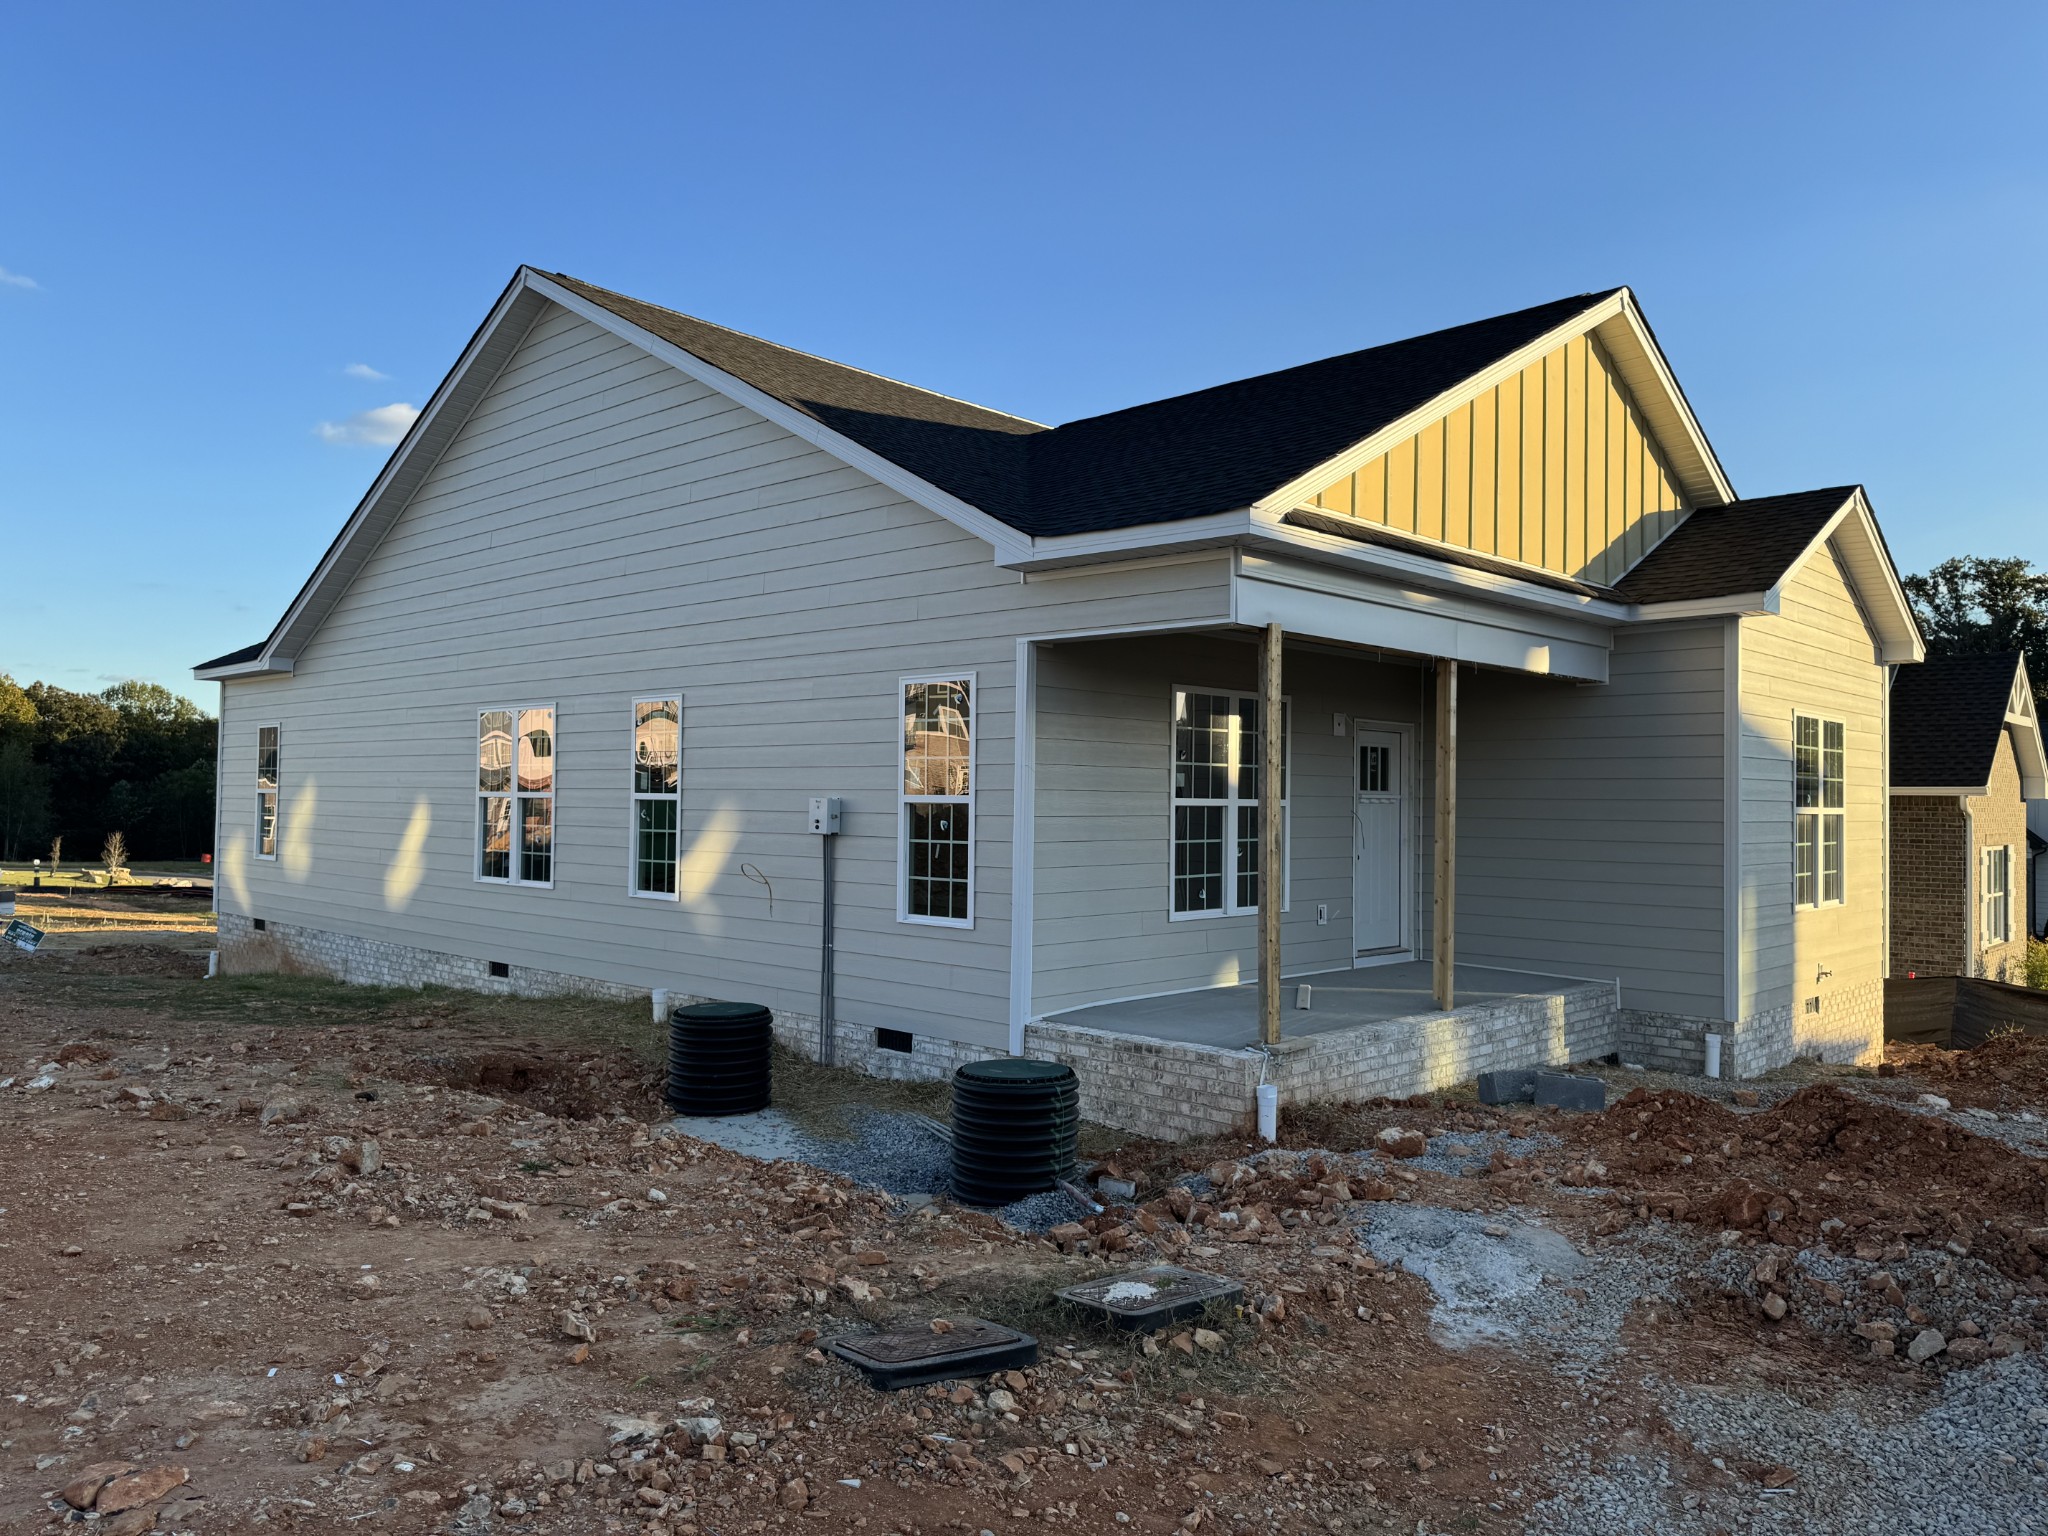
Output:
[
  {"xmin": 195, "ymin": 269, "xmax": 1925, "ymax": 1135},
  {"xmin": 1889, "ymin": 653, "xmax": 2045, "ymax": 980}
]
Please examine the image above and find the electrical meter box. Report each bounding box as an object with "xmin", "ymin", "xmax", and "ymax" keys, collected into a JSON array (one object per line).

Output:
[{"xmin": 807, "ymin": 796, "xmax": 842, "ymax": 835}]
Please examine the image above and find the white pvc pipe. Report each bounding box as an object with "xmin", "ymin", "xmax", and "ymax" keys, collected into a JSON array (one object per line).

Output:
[
  {"xmin": 651, "ymin": 988, "xmax": 671, "ymax": 1024},
  {"xmin": 1704, "ymin": 1032, "xmax": 1723, "ymax": 1080},
  {"xmin": 1256, "ymin": 1083, "xmax": 1279, "ymax": 1143}
]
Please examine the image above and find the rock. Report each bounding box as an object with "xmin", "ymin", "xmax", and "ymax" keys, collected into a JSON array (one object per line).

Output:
[
  {"xmin": 986, "ymin": 1389, "xmax": 1020, "ymax": 1414},
  {"xmin": 462, "ymin": 1308, "xmax": 494, "ymax": 1331},
  {"xmin": 1192, "ymin": 1328, "xmax": 1225, "ymax": 1352},
  {"xmin": 1731, "ymin": 1090, "xmax": 1760, "ymax": 1107},
  {"xmin": 677, "ymin": 1415, "xmax": 722, "ymax": 1444},
  {"xmin": 350, "ymin": 1272, "xmax": 380, "ymax": 1299},
  {"xmin": 1868, "ymin": 1338, "xmax": 1895, "ymax": 1358},
  {"xmin": 295, "ymin": 1433, "xmax": 330, "ymax": 1463},
  {"xmin": 604, "ymin": 1415, "xmax": 666, "ymax": 1447},
  {"xmin": 1906, "ymin": 1328, "xmax": 1947, "ymax": 1364},
  {"xmin": 1916, "ymin": 1093, "xmax": 1952, "ymax": 1112},
  {"xmin": 96, "ymin": 1465, "xmax": 190, "ymax": 1514},
  {"xmin": 1990, "ymin": 1333, "xmax": 2026, "ymax": 1358},
  {"xmin": 1947, "ymin": 1337, "xmax": 1991, "ymax": 1364},
  {"xmin": 559, "ymin": 1311, "xmax": 597, "ymax": 1343},
  {"xmin": 1853, "ymin": 1321, "xmax": 1897, "ymax": 1341},
  {"xmin": 1761, "ymin": 1292, "xmax": 1788, "ymax": 1321},
  {"xmin": 345, "ymin": 1139, "xmax": 382, "ymax": 1175},
  {"xmin": 478, "ymin": 1197, "xmax": 527, "ymax": 1221},
  {"xmin": 1374, "ymin": 1128, "xmax": 1427, "ymax": 1159},
  {"xmin": 102, "ymin": 1509, "xmax": 158, "ymax": 1536},
  {"xmin": 852, "ymin": 1250, "xmax": 889, "ymax": 1266},
  {"xmin": 258, "ymin": 1098, "xmax": 300, "ymax": 1126},
  {"xmin": 779, "ymin": 1478, "xmax": 810, "ymax": 1510},
  {"xmin": 62, "ymin": 1461, "xmax": 136, "ymax": 1510}
]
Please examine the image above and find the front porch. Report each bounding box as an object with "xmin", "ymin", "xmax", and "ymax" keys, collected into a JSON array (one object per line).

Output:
[
  {"xmin": 1022, "ymin": 965, "xmax": 1621, "ymax": 1140},
  {"xmin": 1044, "ymin": 960, "xmax": 1579, "ymax": 1049}
]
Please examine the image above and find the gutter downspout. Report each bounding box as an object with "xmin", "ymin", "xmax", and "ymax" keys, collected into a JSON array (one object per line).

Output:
[{"xmin": 1962, "ymin": 795, "xmax": 1977, "ymax": 977}]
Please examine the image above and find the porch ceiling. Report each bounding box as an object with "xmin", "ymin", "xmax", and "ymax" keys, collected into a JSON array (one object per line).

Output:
[{"xmin": 1043, "ymin": 962, "xmax": 1605, "ymax": 1050}]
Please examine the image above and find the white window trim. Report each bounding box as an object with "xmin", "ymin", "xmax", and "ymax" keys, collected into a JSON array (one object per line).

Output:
[
  {"xmin": 1168, "ymin": 683, "xmax": 1292, "ymax": 922},
  {"xmin": 628, "ymin": 694, "xmax": 683, "ymax": 901},
  {"xmin": 253, "ymin": 722, "xmax": 281, "ymax": 862},
  {"xmin": 1793, "ymin": 710, "xmax": 1847, "ymax": 911},
  {"xmin": 898, "ymin": 671, "xmax": 976, "ymax": 929},
  {"xmin": 475, "ymin": 702, "xmax": 558, "ymax": 890},
  {"xmin": 1984, "ymin": 844, "xmax": 2013, "ymax": 946}
]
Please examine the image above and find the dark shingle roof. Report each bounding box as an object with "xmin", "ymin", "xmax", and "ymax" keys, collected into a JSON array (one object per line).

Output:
[
  {"xmin": 1612, "ymin": 488, "xmax": 1855, "ymax": 605},
  {"xmin": 551, "ymin": 274, "xmax": 1620, "ymax": 540},
  {"xmin": 1890, "ymin": 653, "xmax": 2023, "ymax": 790},
  {"xmin": 194, "ymin": 641, "xmax": 265, "ymax": 671},
  {"xmin": 546, "ymin": 274, "xmax": 1045, "ymax": 528}
]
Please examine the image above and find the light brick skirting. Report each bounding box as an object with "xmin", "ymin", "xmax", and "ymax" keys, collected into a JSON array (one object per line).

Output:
[
  {"xmin": 217, "ymin": 912, "xmax": 644, "ymax": 1001},
  {"xmin": 1618, "ymin": 1009, "xmax": 1716, "ymax": 1076},
  {"xmin": 1023, "ymin": 982, "xmax": 1622, "ymax": 1140}
]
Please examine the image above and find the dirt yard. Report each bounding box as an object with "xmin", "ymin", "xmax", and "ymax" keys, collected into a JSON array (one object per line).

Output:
[{"xmin": 5, "ymin": 941, "xmax": 2048, "ymax": 1535}]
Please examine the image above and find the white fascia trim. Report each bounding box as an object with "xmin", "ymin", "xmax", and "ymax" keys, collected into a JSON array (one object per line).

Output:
[
  {"xmin": 1593, "ymin": 292, "xmax": 1738, "ymax": 505},
  {"xmin": 1251, "ymin": 515, "xmax": 1633, "ymax": 624},
  {"xmin": 1630, "ymin": 593, "xmax": 1778, "ymax": 622},
  {"xmin": 1765, "ymin": 489, "xmax": 1924, "ymax": 664},
  {"xmin": 525, "ymin": 272, "xmax": 1037, "ymax": 567},
  {"xmin": 1248, "ymin": 287, "xmax": 1734, "ymax": 520},
  {"xmin": 1891, "ymin": 785, "xmax": 1993, "ymax": 797},
  {"xmin": 233, "ymin": 275, "xmax": 547, "ymax": 678},
  {"xmin": 999, "ymin": 509, "xmax": 1252, "ymax": 571},
  {"xmin": 195, "ymin": 658, "xmax": 296, "ymax": 681},
  {"xmin": 2004, "ymin": 661, "xmax": 2048, "ymax": 797}
]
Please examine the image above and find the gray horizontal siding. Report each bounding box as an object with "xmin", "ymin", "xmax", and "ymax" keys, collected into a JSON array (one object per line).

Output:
[
  {"xmin": 218, "ymin": 303, "xmax": 1230, "ymax": 1050},
  {"xmin": 1455, "ymin": 620, "xmax": 1729, "ymax": 1015}
]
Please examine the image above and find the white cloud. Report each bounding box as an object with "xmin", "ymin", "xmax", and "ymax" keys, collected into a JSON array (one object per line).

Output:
[
  {"xmin": 342, "ymin": 362, "xmax": 389, "ymax": 381},
  {"xmin": 0, "ymin": 266, "xmax": 38, "ymax": 289},
  {"xmin": 315, "ymin": 402, "xmax": 419, "ymax": 446}
]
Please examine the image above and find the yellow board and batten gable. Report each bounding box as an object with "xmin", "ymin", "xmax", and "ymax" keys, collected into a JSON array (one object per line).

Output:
[{"xmin": 1307, "ymin": 331, "xmax": 1691, "ymax": 588}]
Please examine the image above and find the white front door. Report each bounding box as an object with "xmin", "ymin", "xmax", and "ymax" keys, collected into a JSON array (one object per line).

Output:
[{"xmin": 1354, "ymin": 730, "xmax": 1404, "ymax": 954}]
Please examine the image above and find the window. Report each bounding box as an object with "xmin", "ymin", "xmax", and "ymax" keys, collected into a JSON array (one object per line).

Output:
[
  {"xmin": 631, "ymin": 697, "xmax": 682, "ymax": 898},
  {"xmin": 255, "ymin": 725, "xmax": 280, "ymax": 859},
  {"xmin": 478, "ymin": 706, "xmax": 554, "ymax": 886},
  {"xmin": 1985, "ymin": 845, "xmax": 2013, "ymax": 946},
  {"xmin": 1172, "ymin": 687, "xmax": 1288, "ymax": 917},
  {"xmin": 901, "ymin": 675, "xmax": 973, "ymax": 925},
  {"xmin": 1362, "ymin": 741, "xmax": 1393, "ymax": 794},
  {"xmin": 1794, "ymin": 713, "xmax": 1845, "ymax": 908}
]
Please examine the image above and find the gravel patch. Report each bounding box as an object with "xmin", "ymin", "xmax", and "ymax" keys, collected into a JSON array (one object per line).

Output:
[
  {"xmin": 660, "ymin": 1107, "xmax": 1086, "ymax": 1231},
  {"xmin": 1524, "ymin": 1353, "xmax": 2048, "ymax": 1534},
  {"xmin": 1844, "ymin": 1084, "xmax": 2048, "ymax": 1160},
  {"xmin": 1406, "ymin": 1129, "xmax": 1560, "ymax": 1178},
  {"xmin": 1356, "ymin": 1204, "xmax": 1694, "ymax": 1370}
]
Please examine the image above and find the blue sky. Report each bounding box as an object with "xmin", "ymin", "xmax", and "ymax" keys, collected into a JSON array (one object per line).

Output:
[{"xmin": 4, "ymin": 3, "xmax": 2042, "ymax": 709}]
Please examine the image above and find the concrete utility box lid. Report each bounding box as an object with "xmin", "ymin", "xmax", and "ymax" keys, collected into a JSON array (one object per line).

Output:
[
  {"xmin": 826, "ymin": 1317, "xmax": 1037, "ymax": 1389},
  {"xmin": 1056, "ymin": 1266, "xmax": 1244, "ymax": 1332}
]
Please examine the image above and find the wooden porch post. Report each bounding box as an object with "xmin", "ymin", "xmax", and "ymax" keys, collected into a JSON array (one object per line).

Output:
[
  {"xmin": 1259, "ymin": 623, "xmax": 1284, "ymax": 1046},
  {"xmin": 1433, "ymin": 659, "xmax": 1458, "ymax": 1011}
]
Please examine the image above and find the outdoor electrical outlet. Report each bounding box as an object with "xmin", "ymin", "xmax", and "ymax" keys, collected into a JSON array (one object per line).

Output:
[{"xmin": 1316, "ymin": 903, "xmax": 1329, "ymax": 925}]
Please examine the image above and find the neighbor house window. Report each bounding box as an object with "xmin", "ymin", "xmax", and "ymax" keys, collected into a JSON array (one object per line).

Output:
[
  {"xmin": 255, "ymin": 725, "xmax": 280, "ymax": 860},
  {"xmin": 1794, "ymin": 713, "xmax": 1845, "ymax": 908},
  {"xmin": 900, "ymin": 675, "xmax": 973, "ymax": 925},
  {"xmin": 631, "ymin": 697, "xmax": 681, "ymax": 898},
  {"xmin": 478, "ymin": 706, "xmax": 554, "ymax": 886},
  {"xmin": 1984, "ymin": 845, "xmax": 2013, "ymax": 945},
  {"xmin": 1171, "ymin": 687, "xmax": 1288, "ymax": 917}
]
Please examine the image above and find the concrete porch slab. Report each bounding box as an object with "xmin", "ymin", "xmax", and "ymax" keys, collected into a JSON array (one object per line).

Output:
[{"xmin": 1042, "ymin": 961, "xmax": 1603, "ymax": 1050}]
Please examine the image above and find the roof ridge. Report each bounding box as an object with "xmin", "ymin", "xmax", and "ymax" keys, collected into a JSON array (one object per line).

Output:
[
  {"xmin": 1046, "ymin": 289, "xmax": 1625, "ymax": 433},
  {"xmin": 546, "ymin": 271, "xmax": 1049, "ymax": 432}
]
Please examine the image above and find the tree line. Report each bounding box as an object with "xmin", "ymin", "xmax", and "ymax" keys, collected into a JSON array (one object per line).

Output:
[{"xmin": 0, "ymin": 676, "xmax": 216, "ymax": 864}]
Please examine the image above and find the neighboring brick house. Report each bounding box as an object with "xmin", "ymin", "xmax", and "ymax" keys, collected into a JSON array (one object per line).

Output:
[{"xmin": 1890, "ymin": 654, "xmax": 2046, "ymax": 980}]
